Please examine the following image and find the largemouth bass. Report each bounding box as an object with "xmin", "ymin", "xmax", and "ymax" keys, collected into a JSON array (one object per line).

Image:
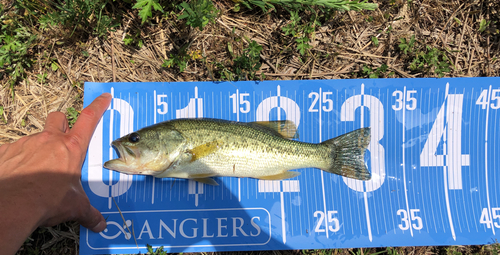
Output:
[{"xmin": 104, "ymin": 118, "xmax": 371, "ymax": 185}]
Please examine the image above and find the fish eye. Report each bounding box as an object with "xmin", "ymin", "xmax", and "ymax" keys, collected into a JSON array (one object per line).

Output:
[{"xmin": 128, "ymin": 133, "xmax": 140, "ymax": 143}]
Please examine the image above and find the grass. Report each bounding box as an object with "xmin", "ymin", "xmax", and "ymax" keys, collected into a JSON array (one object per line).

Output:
[
  {"xmin": 1, "ymin": 0, "xmax": 500, "ymax": 254},
  {"xmin": 0, "ymin": 2, "xmax": 37, "ymax": 98},
  {"xmin": 397, "ymin": 35, "xmax": 452, "ymax": 78},
  {"xmin": 138, "ymin": 243, "xmax": 500, "ymax": 255},
  {"xmin": 65, "ymin": 107, "xmax": 79, "ymax": 128}
]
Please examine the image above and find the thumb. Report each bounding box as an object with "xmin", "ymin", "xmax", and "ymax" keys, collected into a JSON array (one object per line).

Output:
[{"xmin": 79, "ymin": 205, "xmax": 107, "ymax": 233}]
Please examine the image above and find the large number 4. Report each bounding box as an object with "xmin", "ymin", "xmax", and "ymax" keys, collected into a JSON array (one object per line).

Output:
[{"xmin": 420, "ymin": 93, "xmax": 469, "ymax": 190}]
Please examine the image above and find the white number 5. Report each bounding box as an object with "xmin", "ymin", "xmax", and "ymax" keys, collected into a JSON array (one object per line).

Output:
[{"xmin": 157, "ymin": 94, "xmax": 168, "ymax": 114}]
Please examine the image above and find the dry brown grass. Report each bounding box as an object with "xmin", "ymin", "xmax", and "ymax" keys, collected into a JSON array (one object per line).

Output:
[
  {"xmin": 2, "ymin": 0, "xmax": 500, "ymax": 143},
  {"xmin": 2, "ymin": 0, "xmax": 500, "ymax": 254}
]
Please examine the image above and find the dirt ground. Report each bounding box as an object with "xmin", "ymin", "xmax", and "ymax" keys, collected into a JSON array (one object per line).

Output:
[
  {"xmin": 1, "ymin": 0, "xmax": 500, "ymax": 254},
  {"xmin": 1, "ymin": 0, "xmax": 499, "ymax": 143}
]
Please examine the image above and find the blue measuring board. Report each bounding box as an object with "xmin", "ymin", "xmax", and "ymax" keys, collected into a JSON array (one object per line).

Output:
[{"xmin": 80, "ymin": 78, "xmax": 500, "ymax": 254}]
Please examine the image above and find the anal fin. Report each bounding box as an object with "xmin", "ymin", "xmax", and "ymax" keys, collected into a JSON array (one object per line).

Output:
[
  {"xmin": 189, "ymin": 173, "xmax": 219, "ymax": 186},
  {"xmin": 258, "ymin": 171, "xmax": 301, "ymax": 180}
]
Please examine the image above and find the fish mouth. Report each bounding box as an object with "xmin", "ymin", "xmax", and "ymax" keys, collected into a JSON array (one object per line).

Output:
[
  {"xmin": 111, "ymin": 141, "xmax": 127, "ymax": 162},
  {"xmin": 103, "ymin": 141, "xmax": 140, "ymax": 173},
  {"xmin": 113, "ymin": 141, "xmax": 141, "ymax": 161}
]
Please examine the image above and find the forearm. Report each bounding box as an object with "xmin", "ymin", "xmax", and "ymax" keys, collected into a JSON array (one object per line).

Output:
[
  {"xmin": 0, "ymin": 191, "xmax": 44, "ymax": 255},
  {"xmin": 0, "ymin": 94, "xmax": 110, "ymax": 254},
  {"xmin": 0, "ymin": 144, "xmax": 45, "ymax": 254}
]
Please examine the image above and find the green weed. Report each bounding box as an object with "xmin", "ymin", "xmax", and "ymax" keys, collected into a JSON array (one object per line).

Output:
[
  {"xmin": 146, "ymin": 244, "xmax": 168, "ymax": 254},
  {"xmin": 238, "ymin": 0, "xmax": 378, "ymax": 13},
  {"xmin": 133, "ymin": 0, "xmax": 164, "ymax": 24},
  {"xmin": 486, "ymin": 240, "xmax": 500, "ymax": 254},
  {"xmin": 386, "ymin": 247, "xmax": 400, "ymax": 255},
  {"xmin": 398, "ymin": 35, "xmax": 416, "ymax": 55},
  {"xmin": 276, "ymin": 1, "xmax": 376, "ymax": 56},
  {"xmin": 281, "ymin": 11, "xmax": 300, "ymax": 36},
  {"xmin": 479, "ymin": 19, "xmax": 491, "ymax": 33},
  {"xmin": 301, "ymin": 249, "xmax": 339, "ymax": 255},
  {"xmin": 477, "ymin": 19, "xmax": 499, "ymax": 34},
  {"xmin": 123, "ymin": 33, "xmax": 144, "ymax": 48},
  {"xmin": 232, "ymin": 39, "xmax": 263, "ymax": 80},
  {"xmin": 349, "ymin": 248, "xmax": 385, "ymax": 255},
  {"xmin": 163, "ymin": 53, "xmax": 190, "ymax": 72},
  {"xmin": 386, "ymin": 25, "xmax": 393, "ymax": 34},
  {"xmin": 51, "ymin": 61, "xmax": 59, "ymax": 72},
  {"xmin": 161, "ymin": 0, "xmax": 218, "ymax": 71},
  {"xmin": 36, "ymin": 72, "xmax": 48, "ymax": 84},
  {"xmin": 0, "ymin": 105, "xmax": 6, "ymax": 124},
  {"xmin": 0, "ymin": 3, "xmax": 37, "ymax": 97},
  {"xmin": 213, "ymin": 61, "xmax": 236, "ymax": 80},
  {"xmin": 362, "ymin": 64, "xmax": 393, "ymax": 78},
  {"xmin": 212, "ymin": 39, "xmax": 263, "ymax": 81},
  {"xmin": 178, "ymin": 0, "xmax": 219, "ymax": 31},
  {"xmin": 444, "ymin": 246, "xmax": 463, "ymax": 255},
  {"xmin": 163, "ymin": 46, "xmax": 203, "ymax": 72},
  {"xmin": 398, "ymin": 35, "xmax": 451, "ymax": 77},
  {"xmin": 409, "ymin": 46, "xmax": 451, "ymax": 78},
  {"xmin": 281, "ymin": 11, "xmax": 319, "ymax": 55},
  {"xmin": 163, "ymin": 48, "xmax": 190, "ymax": 72},
  {"xmin": 39, "ymin": 0, "xmax": 119, "ymax": 38},
  {"xmin": 66, "ymin": 107, "xmax": 79, "ymax": 128}
]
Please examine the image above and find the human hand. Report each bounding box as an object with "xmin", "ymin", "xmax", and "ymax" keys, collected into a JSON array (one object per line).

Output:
[{"xmin": 0, "ymin": 93, "xmax": 112, "ymax": 254}]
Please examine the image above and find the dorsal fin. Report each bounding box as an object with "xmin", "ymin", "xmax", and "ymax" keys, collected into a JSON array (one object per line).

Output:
[{"xmin": 244, "ymin": 120, "xmax": 298, "ymax": 139}]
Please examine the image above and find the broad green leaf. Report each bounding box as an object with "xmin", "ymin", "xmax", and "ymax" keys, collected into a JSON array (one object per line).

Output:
[
  {"xmin": 133, "ymin": 0, "xmax": 164, "ymax": 24},
  {"xmin": 51, "ymin": 62, "xmax": 59, "ymax": 71}
]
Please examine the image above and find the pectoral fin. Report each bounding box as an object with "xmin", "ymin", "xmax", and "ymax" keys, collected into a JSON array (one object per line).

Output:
[
  {"xmin": 188, "ymin": 141, "xmax": 221, "ymax": 162},
  {"xmin": 189, "ymin": 173, "xmax": 215, "ymax": 178},
  {"xmin": 258, "ymin": 171, "xmax": 301, "ymax": 180}
]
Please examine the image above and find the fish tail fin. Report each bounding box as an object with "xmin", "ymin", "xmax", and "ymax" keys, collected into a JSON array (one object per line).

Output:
[{"xmin": 320, "ymin": 128, "xmax": 371, "ymax": 180}]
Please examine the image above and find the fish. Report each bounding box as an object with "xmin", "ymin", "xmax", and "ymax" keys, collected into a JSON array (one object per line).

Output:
[{"xmin": 103, "ymin": 118, "xmax": 371, "ymax": 185}]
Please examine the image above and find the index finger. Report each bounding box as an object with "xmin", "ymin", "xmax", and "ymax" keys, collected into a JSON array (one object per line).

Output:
[{"xmin": 69, "ymin": 93, "xmax": 112, "ymax": 151}]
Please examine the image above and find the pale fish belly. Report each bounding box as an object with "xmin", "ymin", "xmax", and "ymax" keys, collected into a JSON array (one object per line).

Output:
[{"xmin": 182, "ymin": 145, "xmax": 325, "ymax": 178}]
